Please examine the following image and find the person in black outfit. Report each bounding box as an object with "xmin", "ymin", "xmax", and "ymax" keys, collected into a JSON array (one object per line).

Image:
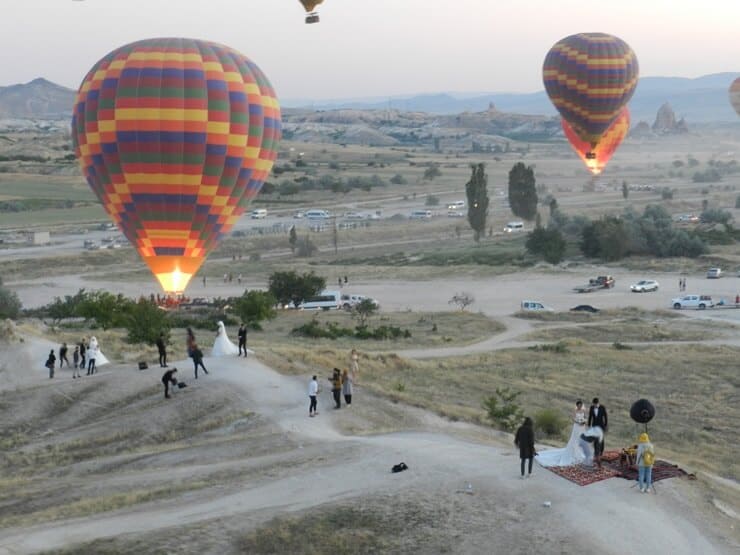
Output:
[
  {"xmin": 587, "ymin": 397, "xmax": 608, "ymax": 460},
  {"xmin": 237, "ymin": 323, "xmax": 247, "ymax": 357},
  {"xmin": 191, "ymin": 344, "xmax": 208, "ymax": 379},
  {"xmin": 59, "ymin": 343, "xmax": 69, "ymax": 368},
  {"xmin": 514, "ymin": 417, "xmax": 536, "ymax": 478},
  {"xmin": 78, "ymin": 339, "xmax": 87, "ymax": 370},
  {"xmin": 45, "ymin": 350, "xmax": 56, "ymax": 379},
  {"xmin": 162, "ymin": 368, "xmax": 178, "ymax": 398},
  {"xmin": 156, "ymin": 332, "xmax": 168, "ymax": 367}
]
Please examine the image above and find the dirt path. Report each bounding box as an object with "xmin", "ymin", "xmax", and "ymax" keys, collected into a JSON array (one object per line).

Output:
[{"xmin": 0, "ymin": 354, "xmax": 734, "ymax": 554}]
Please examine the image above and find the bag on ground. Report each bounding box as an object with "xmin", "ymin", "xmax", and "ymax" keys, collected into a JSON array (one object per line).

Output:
[{"xmin": 391, "ymin": 462, "xmax": 408, "ymax": 473}]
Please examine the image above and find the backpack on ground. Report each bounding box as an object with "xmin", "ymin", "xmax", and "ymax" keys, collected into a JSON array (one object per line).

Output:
[
  {"xmin": 391, "ymin": 462, "xmax": 408, "ymax": 473},
  {"xmin": 643, "ymin": 447, "xmax": 655, "ymax": 466}
]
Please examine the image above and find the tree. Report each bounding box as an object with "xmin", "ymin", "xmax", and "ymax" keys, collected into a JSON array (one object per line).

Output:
[
  {"xmin": 232, "ymin": 290, "xmax": 277, "ymax": 328},
  {"xmin": 622, "ymin": 181, "xmax": 629, "ymax": 200},
  {"xmin": 448, "ymin": 292, "xmax": 475, "ymax": 311},
  {"xmin": 425, "ymin": 194, "xmax": 440, "ymax": 206},
  {"xmin": 525, "ymin": 227, "xmax": 567, "ymax": 264},
  {"xmin": 296, "ymin": 235, "xmax": 318, "ymax": 258},
  {"xmin": 289, "ymin": 225, "xmax": 298, "ymax": 253},
  {"xmin": 268, "ymin": 271, "xmax": 326, "ymax": 307},
  {"xmin": 77, "ymin": 291, "xmax": 133, "ymax": 330},
  {"xmin": 482, "ymin": 387, "xmax": 524, "ymax": 431},
  {"xmin": 0, "ymin": 277, "xmax": 21, "ymax": 320},
  {"xmin": 125, "ymin": 298, "xmax": 169, "ymax": 345},
  {"xmin": 422, "ymin": 164, "xmax": 441, "ymax": 180},
  {"xmin": 465, "ymin": 163, "xmax": 489, "ymax": 242},
  {"xmin": 352, "ymin": 298, "xmax": 378, "ymax": 328},
  {"xmin": 508, "ymin": 162, "xmax": 538, "ymax": 220},
  {"xmin": 390, "ymin": 173, "xmax": 407, "ymax": 185},
  {"xmin": 579, "ymin": 216, "xmax": 630, "ymax": 261}
]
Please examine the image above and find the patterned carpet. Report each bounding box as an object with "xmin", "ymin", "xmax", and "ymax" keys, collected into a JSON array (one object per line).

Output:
[{"xmin": 542, "ymin": 450, "xmax": 688, "ymax": 486}]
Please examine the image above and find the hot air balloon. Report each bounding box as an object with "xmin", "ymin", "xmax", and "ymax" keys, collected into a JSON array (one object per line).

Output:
[
  {"xmin": 562, "ymin": 108, "xmax": 630, "ymax": 175},
  {"xmin": 299, "ymin": 0, "xmax": 323, "ymax": 23},
  {"xmin": 72, "ymin": 38, "xmax": 281, "ymax": 293},
  {"xmin": 543, "ymin": 33, "xmax": 638, "ymax": 157},
  {"xmin": 730, "ymin": 77, "xmax": 740, "ymax": 117}
]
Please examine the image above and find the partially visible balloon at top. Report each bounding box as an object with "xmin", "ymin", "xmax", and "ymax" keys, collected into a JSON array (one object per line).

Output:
[
  {"xmin": 72, "ymin": 38, "xmax": 281, "ymax": 293},
  {"xmin": 730, "ymin": 77, "xmax": 740, "ymax": 117},
  {"xmin": 300, "ymin": 0, "xmax": 323, "ymax": 23},
  {"xmin": 543, "ymin": 33, "xmax": 639, "ymax": 151}
]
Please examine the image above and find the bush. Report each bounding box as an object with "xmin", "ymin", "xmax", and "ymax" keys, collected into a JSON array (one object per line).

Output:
[
  {"xmin": 700, "ymin": 208, "xmax": 733, "ymax": 225},
  {"xmin": 661, "ymin": 188, "xmax": 674, "ymax": 200},
  {"xmin": 425, "ymin": 194, "xmax": 440, "ymax": 206},
  {"xmin": 525, "ymin": 227, "xmax": 566, "ymax": 264},
  {"xmin": 125, "ymin": 298, "xmax": 170, "ymax": 345},
  {"xmin": 528, "ymin": 341, "xmax": 569, "ymax": 353},
  {"xmin": 0, "ymin": 278, "xmax": 21, "ymax": 320},
  {"xmin": 482, "ymin": 387, "xmax": 523, "ymax": 431},
  {"xmin": 231, "ymin": 290, "xmax": 277, "ymax": 326},
  {"xmin": 268, "ymin": 271, "xmax": 325, "ymax": 307},
  {"xmin": 534, "ymin": 409, "xmax": 567, "ymax": 438}
]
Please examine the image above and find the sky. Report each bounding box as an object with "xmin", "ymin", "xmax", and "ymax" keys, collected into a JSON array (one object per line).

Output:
[{"xmin": 1, "ymin": 0, "xmax": 740, "ymax": 100}]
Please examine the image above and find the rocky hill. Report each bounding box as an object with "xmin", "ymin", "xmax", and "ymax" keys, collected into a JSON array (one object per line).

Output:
[{"xmin": 0, "ymin": 78, "xmax": 75, "ymax": 119}]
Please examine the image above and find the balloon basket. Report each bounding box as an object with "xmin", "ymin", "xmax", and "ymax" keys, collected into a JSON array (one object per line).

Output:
[{"xmin": 305, "ymin": 13, "xmax": 320, "ymax": 23}]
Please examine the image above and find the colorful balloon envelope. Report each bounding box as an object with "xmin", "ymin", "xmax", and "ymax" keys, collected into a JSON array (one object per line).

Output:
[
  {"xmin": 562, "ymin": 108, "xmax": 630, "ymax": 176},
  {"xmin": 543, "ymin": 33, "xmax": 638, "ymax": 150},
  {"xmin": 730, "ymin": 77, "xmax": 740, "ymax": 117},
  {"xmin": 72, "ymin": 38, "xmax": 281, "ymax": 293}
]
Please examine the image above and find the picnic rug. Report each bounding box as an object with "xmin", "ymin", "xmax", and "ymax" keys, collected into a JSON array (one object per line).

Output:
[{"xmin": 542, "ymin": 450, "xmax": 688, "ymax": 486}]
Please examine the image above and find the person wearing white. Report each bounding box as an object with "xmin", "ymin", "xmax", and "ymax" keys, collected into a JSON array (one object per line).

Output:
[
  {"xmin": 212, "ymin": 321, "xmax": 239, "ymax": 356},
  {"xmin": 536, "ymin": 399, "xmax": 589, "ymax": 467},
  {"xmin": 87, "ymin": 336, "xmax": 110, "ymax": 367},
  {"xmin": 308, "ymin": 375, "xmax": 319, "ymax": 417}
]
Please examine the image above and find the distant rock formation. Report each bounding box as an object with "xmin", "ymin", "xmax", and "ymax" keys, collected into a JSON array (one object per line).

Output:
[
  {"xmin": 632, "ymin": 121, "xmax": 653, "ymax": 136},
  {"xmin": 0, "ymin": 78, "xmax": 75, "ymax": 119},
  {"xmin": 652, "ymin": 102, "xmax": 689, "ymax": 134}
]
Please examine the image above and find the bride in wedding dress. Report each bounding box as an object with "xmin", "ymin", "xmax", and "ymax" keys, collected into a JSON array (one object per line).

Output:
[
  {"xmin": 88, "ymin": 336, "xmax": 110, "ymax": 366},
  {"xmin": 212, "ymin": 321, "xmax": 239, "ymax": 357},
  {"xmin": 536, "ymin": 399, "xmax": 588, "ymax": 467}
]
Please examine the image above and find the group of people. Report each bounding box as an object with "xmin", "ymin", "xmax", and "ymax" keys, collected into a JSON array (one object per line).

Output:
[
  {"xmin": 515, "ymin": 398, "xmax": 656, "ymax": 491},
  {"xmin": 308, "ymin": 348, "xmax": 359, "ymax": 416},
  {"xmin": 160, "ymin": 321, "xmax": 250, "ymax": 398},
  {"xmin": 45, "ymin": 337, "xmax": 108, "ymax": 379}
]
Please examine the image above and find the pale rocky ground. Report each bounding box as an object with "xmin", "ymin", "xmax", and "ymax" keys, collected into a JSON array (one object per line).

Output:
[{"xmin": 0, "ymin": 267, "xmax": 739, "ymax": 553}]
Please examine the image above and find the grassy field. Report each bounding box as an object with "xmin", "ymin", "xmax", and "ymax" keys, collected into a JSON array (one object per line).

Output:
[{"xmin": 261, "ymin": 341, "xmax": 740, "ymax": 481}]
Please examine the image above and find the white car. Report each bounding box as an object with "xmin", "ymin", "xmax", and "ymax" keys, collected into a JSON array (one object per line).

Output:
[
  {"xmin": 671, "ymin": 295, "xmax": 714, "ymax": 310},
  {"xmin": 630, "ymin": 279, "xmax": 659, "ymax": 293},
  {"xmin": 343, "ymin": 212, "xmax": 364, "ymax": 220},
  {"xmin": 340, "ymin": 294, "xmax": 379, "ymax": 310},
  {"xmin": 706, "ymin": 268, "xmax": 722, "ymax": 279},
  {"xmin": 447, "ymin": 210, "xmax": 465, "ymax": 218},
  {"xmin": 521, "ymin": 300, "xmax": 553, "ymax": 312}
]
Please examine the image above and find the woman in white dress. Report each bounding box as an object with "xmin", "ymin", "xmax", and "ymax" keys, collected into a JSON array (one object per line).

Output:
[
  {"xmin": 212, "ymin": 321, "xmax": 239, "ymax": 357},
  {"xmin": 536, "ymin": 399, "xmax": 588, "ymax": 467},
  {"xmin": 87, "ymin": 336, "xmax": 110, "ymax": 366}
]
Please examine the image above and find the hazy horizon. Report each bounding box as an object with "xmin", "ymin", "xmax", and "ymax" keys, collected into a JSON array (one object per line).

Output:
[{"xmin": 2, "ymin": 0, "xmax": 740, "ymax": 100}]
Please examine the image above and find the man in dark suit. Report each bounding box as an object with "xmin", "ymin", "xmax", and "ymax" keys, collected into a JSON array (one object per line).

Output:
[
  {"xmin": 237, "ymin": 323, "xmax": 247, "ymax": 357},
  {"xmin": 588, "ymin": 397, "xmax": 608, "ymax": 461}
]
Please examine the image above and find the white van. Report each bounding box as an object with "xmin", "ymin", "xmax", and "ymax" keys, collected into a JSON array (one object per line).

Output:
[
  {"xmin": 305, "ymin": 209, "xmax": 331, "ymax": 220},
  {"xmin": 521, "ymin": 300, "xmax": 552, "ymax": 311},
  {"xmin": 504, "ymin": 221, "xmax": 524, "ymax": 233},
  {"xmin": 410, "ymin": 209, "xmax": 433, "ymax": 220},
  {"xmin": 299, "ymin": 290, "xmax": 342, "ymax": 310},
  {"xmin": 250, "ymin": 208, "xmax": 267, "ymax": 219},
  {"xmin": 447, "ymin": 200, "xmax": 466, "ymax": 210}
]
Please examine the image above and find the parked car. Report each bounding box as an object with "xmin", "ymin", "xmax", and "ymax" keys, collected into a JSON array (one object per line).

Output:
[
  {"xmin": 409, "ymin": 209, "xmax": 433, "ymax": 220},
  {"xmin": 250, "ymin": 208, "xmax": 267, "ymax": 219},
  {"xmin": 630, "ymin": 279, "xmax": 659, "ymax": 293},
  {"xmin": 340, "ymin": 293, "xmax": 379, "ymax": 310},
  {"xmin": 343, "ymin": 211, "xmax": 364, "ymax": 220},
  {"xmin": 521, "ymin": 300, "xmax": 553, "ymax": 311},
  {"xmin": 447, "ymin": 210, "xmax": 465, "ymax": 218},
  {"xmin": 671, "ymin": 295, "xmax": 714, "ymax": 310},
  {"xmin": 570, "ymin": 305, "xmax": 600, "ymax": 313},
  {"xmin": 293, "ymin": 210, "xmax": 305, "ymax": 219},
  {"xmin": 706, "ymin": 268, "xmax": 722, "ymax": 279},
  {"xmin": 504, "ymin": 221, "xmax": 524, "ymax": 233},
  {"xmin": 446, "ymin": 200, "xmax": 465, "ymax": 210},
  {"xmin": 298, "ymin": 290, "xmax": 342, "ymax": 310}
]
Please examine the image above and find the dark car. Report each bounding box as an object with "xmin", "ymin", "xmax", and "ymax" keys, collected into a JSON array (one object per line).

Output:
[{"xmin": 570, "ymin": 305, "xmax": 600, "ymax": 313}]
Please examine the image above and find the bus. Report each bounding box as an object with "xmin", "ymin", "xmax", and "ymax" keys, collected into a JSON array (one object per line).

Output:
[{"xmin": 298, "ymin": 290, "xmax": 342, "ymax": 310}]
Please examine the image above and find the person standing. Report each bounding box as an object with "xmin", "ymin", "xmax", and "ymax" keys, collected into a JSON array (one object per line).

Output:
[
  {"xmin": 237, "ymin": 323, "xmax": 248, "ymax": 357},
  {"xmin": 349, "ymin": 348, "xmax": 360, "ymax": 383},
  {"xmin": 636, "ymin": 433, "xmax": 655, "ymax": 493},
  {"xmin": 191, "ymin": 344, "xmax": 209, "ymax": 379},
  {"xmin": 156, "ymin": 332, "xmax": 168, "ymax": 367},
  {"xmin": 59, "ymin": 343, "xmax": 69, "ymax": 368},
  {"xmin": 45, "ymin": 350, "xmax": 56, "ymax": 379},
  {"xmin": 329, "ymin": 368, "xmax": 342, "ymax": 409},
  {"xmin": 186, "ymin": 327, "xmax": 196, "ymax": 358},
  {"xmin": 588, "ymin": 397, "xmax": 608, "ymax": 462},
  {"xmin": 514, "ymin": 417, "xmax": 536, "ymax": 478},
  {"xmin": 78, "ymin": 338, "xmax": 87, "ymax": 370},
  {"xmin": 162, "ymin": 368, "xmax": 178, "ymax": 399},
  {"xmin": 72, "ymin": 345, "xmax": 80, "ymax": 374},
  {"xmin": 342, "ymin": 368, "xmax": 353, "ymax": 406},
  {"xmin": 308, "ymin": 375, "xmax": 319, "ymax": 417},
  {"xmin": 86, "ymin": 342, "xmax": 98, "ymax": 375}
]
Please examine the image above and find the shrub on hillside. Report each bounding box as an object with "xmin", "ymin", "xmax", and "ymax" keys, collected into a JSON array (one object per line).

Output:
[{"xmin": 534, "ymin": 409, "xmax": 568, "ymax": 438}]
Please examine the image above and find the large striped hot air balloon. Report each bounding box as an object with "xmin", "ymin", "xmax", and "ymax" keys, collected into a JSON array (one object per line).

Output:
[
  {"xmin": 72, "ymin": 38, "xmax": 281, "ymax": 293},
  {"xmin": 562, "ymin": 108, "xmax": 630, "ymax": 176},
  {"xmin": 543, "ymin": 33, "xmax": 638, "ymax": 155},
  {"xmin": 730, "ymin": 77, "xmax": 740, "ymax": 117}
]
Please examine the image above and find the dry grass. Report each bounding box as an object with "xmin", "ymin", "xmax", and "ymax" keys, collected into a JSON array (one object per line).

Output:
[
  {"xmin": 264, "ymin": 342, "xmax": 740, "ymax": 480},
  {"xmin": 523, "ymin": 319, "xmax": 731, "ymax": 343},
  {"xmin": 514, "ymin": 307, "xmax": 680, "ymax": 323}
]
